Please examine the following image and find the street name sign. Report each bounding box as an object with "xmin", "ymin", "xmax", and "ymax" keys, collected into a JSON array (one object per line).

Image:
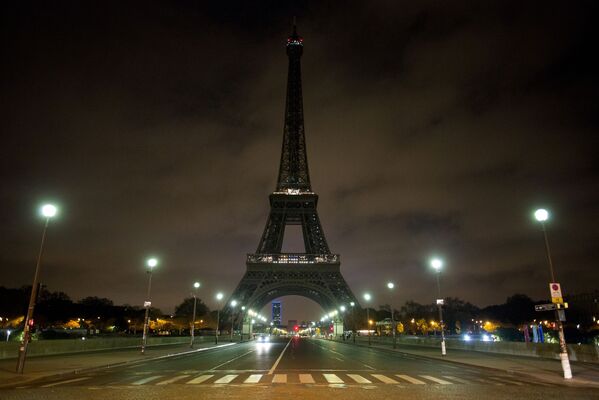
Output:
[{"xmin": 535, "ymin": 303, "xmax": 556, "ymax": 311}]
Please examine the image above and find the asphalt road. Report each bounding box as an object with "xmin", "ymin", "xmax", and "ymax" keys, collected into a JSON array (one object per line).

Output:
[{"xmin": 2, "ymin": 336, "xmax": 597, "ymax": 400}]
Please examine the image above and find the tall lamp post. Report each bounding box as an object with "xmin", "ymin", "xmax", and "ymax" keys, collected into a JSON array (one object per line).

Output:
[
  {"xmin": 141, "ymin": 257, "xmax": 158, "ymax": 354},
  {"xmin": 430, "ymin": 258, "xmax": 446, "ymax": 356},
  {"xmin": 229, "ymin": 300, "xmax": 237, "ymax": 342},
  {"xmin": 350, "ymin": 301, "xmax": 356, "ymax": 343},
  {"xmin": 16, "ymin": 204, "xmax": 58, "ymax": 374},
  {"xmin": 215, "ymin": 292, "xmax": 223, "ymax": 344},
  {"xmin": 363, "ymin": 293, "xmax": 372, "ymax": 346},
  {"xmin": 534, "ymin": 208, "xmax": 572, "ymax": 379},
  {"xmin": 190, "ymin": 282, "xmax": 200, "ymax": 348},
  {"xmin": 240, "ymin": 306, "xmax": 246, "ymax": 342},
  {"xmin": 387, "ymin": 282, "xmax": 397, "ymax": 349}
]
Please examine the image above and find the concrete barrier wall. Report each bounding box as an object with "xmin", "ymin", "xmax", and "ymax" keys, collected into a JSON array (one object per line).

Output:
[
  {"xmin": 0, "ymin": 336, "xmax": 195, "ymax": 360},
  {"xmin": 351, "ymin": 335, "xmax": 599, "ymax": 363}
]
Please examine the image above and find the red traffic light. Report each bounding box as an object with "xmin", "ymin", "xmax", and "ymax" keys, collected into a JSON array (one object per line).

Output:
[
  {"xmin": 28, "ymin": 319, "xmax": 34, "ymax": 326},
  {"xmin": 294, "ymin": 325, "xmax": 299, "ymax": 331}
]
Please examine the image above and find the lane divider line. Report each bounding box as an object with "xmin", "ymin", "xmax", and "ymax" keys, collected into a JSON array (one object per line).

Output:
[
  {"xmin": 267, "ymin": 338, "xmax": 292, "ymax": 375},
  {"xmin": 209, "ymin": 349, "xmax": 254, "ymax": 370},
  {"xmin": 41, "ymin": 377, "xmax": 91, "ymax": 388}
]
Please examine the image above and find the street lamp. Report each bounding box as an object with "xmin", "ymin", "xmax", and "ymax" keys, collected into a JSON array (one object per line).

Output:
[
  {"xmin": 240, "ymin": 306, "xmax": 246, "ymax": 342},
  {"xmin": 215, "ymin": 292, "xmax": 224, "ymax": 344},
  {"xmin": 141, "ymin": 257, "xmax": 158, "ymax": 354},
  {"xmin": 230, "ymin": 300, "xmax": 237, "ymax": 342},
  {"xmin": 387, "ymin": 282, "xmax": 397, "ymax": 349},
  {"xmin": 190, "ymin": 282, "xmax": 200, "ymax": 348},
  {"xmin": 363, "ymin": 293, "xmax": 372, "ymax": 346},
  {"xmin": 350, "ymin": 301, "xmax": 356, "ymax": 343},
  {"xmin": 430, "ymin": 258, "xmax": 446, "ymax": 356},
  {"xmin": 16, "ymin": 203, "xmax": 58, "ymax": 374},
  {"xmin": 534, "ymin": 208, "xmax": 572, "ymax": 379}
]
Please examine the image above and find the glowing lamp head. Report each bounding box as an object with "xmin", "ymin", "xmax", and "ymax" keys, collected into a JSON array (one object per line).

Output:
[
  {"xmin": 430, "ymin": 258, "xmax": 443, "ymax": 272},
  {"xmin": 216, "ymin": 292, "xmax": 224, "ymax": 301},
  {"xmin": 534, "ymin": 208, "xmax": 549, "ymax": 222},
  {"xmin": 350, "ymin": 302, "xmax": 355, "ymax": 307},
  {"xmin": 387, "ymin": 282, "xmax": 395, "ymax": 289},
  {"xmin": 340, "ymin": 305, "xmax": 346, "ymax": 312},
  {"xmin": 146, "ymin": 258, "xmax": 158, "ymax": 268},
  {"xmin": 193, "ymin": 282, "xmax": 200, "ymax": 289},
  {"xmin": 41, "ymin": 204, "xmax": 58, "ymax": 218},
  {"xmin": 231, "ymin": 300, "xmax": 237, "ymax": 307},
  {"xmin": 363, "ymin": 293, "xmax": 371, "ymax": 301}
]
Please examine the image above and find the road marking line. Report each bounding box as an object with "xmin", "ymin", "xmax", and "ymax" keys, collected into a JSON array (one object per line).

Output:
[
  {"xmin": 347, "ymin": 374, "xmax": 371, "ymax": 384},
  {"xmin": 41, "ymin": 377, "xmax": 91, "ymax": 388},
  {"xmin": 476, "ymin": 378, "xmax": 503, "ymax": 385},
  {"xmin": 267, "ymin": 338, "xmax": 292, "ymax": 375},
  {"xmin": 442, "ymin": 375, "xmax": 471, "ymax": 384},
  {"xmin": 396, "ymin": 374, "xmax": 426, "ymax": 384},
  {"xmin": 362, "ymin": 364, "xmax": 376, "ymax": 370},
  {"xmin": 156, "ymin": 375, "xmax": 190, "ymax": 385},
  {"xmin": 334, "ymin": 357, "xmax": 344, "ymax": 362},
  {"xmin": 186, "ymin": 374, "xmax": 214, "ymax": 384},
  {"xmin": 210, "ymin": 350, "xmax": 254, "ymax": 370},
  {"xmin": 272, "ymin": 374, "xmax": 287, "ymax": 383},
  {"xmin": 131, "ymin": 375, "xmax": 164, "ymax": 385},
  {"xmin": 323, "ymin": 374, "xmax": 344, "ymax": 383},
  {"xmin": 489, "ymin": 377, "xmax": 524, "ymax": 386},
  {"xmin": 299, "ymin": 374, "xmax": 315, "ymax": 384},
  {"xmin": 214, "ymin": 375, "xmax": 238, "ymax": 384},
  {"xmin": 371, "ymin": 374, "xmax": 398, "ymax": 384},
  {"xmin": 244, "ymin": 374, "xmax": 263, "ymax": 383},
  {"xmin": 419, "ymin": 375, "xmax": 453, "ymax": 385}
]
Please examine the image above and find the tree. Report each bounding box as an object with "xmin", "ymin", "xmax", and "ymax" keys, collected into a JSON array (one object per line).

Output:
[{"xmin": 174, "ymin": 297, "xmax": 209, "ymax": 319}]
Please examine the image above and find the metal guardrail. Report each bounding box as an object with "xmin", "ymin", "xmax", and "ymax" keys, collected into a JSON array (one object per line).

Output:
[{"xmin": 246, "ymin": 253, "xmax": 340, "ymax": 264}]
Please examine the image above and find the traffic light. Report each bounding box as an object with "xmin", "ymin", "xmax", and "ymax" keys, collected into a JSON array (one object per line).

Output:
[
  {"xmin": 28, "ymin": 318, "xmax": 34, "ymax": 326},
  {"xmin": 294, "ymin": 325, "xmax": 299, "ymax": 332}
]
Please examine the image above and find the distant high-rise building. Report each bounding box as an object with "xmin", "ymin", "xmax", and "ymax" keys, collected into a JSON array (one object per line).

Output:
[{"xmin": 272, "ymin": 301, "xmax": 282, "ymax": 326}]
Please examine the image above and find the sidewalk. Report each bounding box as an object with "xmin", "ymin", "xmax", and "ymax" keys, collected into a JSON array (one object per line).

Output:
[
  {"xmin": 0, "ymin": 339, "xmax": 238, "ymax": 388},
  {"xmin": 334, "ymin": 337, "xmax": 599, "ymax": 388}
]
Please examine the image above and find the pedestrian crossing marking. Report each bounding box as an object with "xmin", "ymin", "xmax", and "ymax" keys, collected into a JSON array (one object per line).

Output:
[
  {"xmin": 371, "ymin": 374, "xmax": 399, "ymax": 384},
  {"xmin": 214, "ymin": 374, "xmax": 238, "ymax": 384},
  {"xmin": 132, "ymin": 375, "xmax": 164, "ymax": 385},
  {"xmin": 347, "ymin": 374, "xmax": 371, "ymax": 384},
  {"xmin": 299, "ymin": 374, "xmax": 315, "ymax": 384},
  {"xmin": 156, "ymin": 375, "xmax": 190, "ymax": 385},
  {"xmin": 32, "ymin": 371, "xmax": 551, "ymax": 388},
  {"xmin": 41, "ymin": 377, "xmax": 91, "ymax": 388},
  {"xmin": 323, "ymin": 374, "xmax": 344, "ymax": 384},
  {"xmin": 396, "ymin": 374, "xmax": 426, "ymax": 384},
  {"xmin": 419, "ymin": 375, "xmax": 453, "ymax": 385},
  {"xmin": 443, "ymin": 375, "xmax": 471, "ymax": 384},
  {"xmin": 186, "ymin": 374, "xmax": 214, "ymax": 384},
  {"xmin": 244, "ymin": 374, "xmax": 263, "ymax": 383}
]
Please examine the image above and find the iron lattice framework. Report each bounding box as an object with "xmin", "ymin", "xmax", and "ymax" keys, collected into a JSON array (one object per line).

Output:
[{"xmin": 229, "ymin": 26, "xmax": 358, "ymax": 314}]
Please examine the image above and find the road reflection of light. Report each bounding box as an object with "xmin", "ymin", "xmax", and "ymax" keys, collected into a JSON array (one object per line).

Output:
[{"xmin": 255, "ymin": 342, "xmax": 272, "ymax": 354}]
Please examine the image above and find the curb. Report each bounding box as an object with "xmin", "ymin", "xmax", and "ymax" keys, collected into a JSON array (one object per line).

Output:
[{"xmin": 0, "ymin": 342, "xmax": 238, "ymax": 389}]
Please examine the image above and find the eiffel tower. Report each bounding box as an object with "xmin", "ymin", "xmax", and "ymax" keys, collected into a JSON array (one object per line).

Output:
[{"xmin": 229, "ymin": 25, "xmax": 358, "ymax": 325}]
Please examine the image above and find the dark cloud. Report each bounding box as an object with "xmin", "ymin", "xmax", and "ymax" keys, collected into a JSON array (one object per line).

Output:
[{"xmin": 1, "ymin": 1, "xmax": 598, "ymax": 321}]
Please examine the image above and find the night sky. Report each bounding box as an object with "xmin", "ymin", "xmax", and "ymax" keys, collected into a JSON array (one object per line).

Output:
[{"xmin": 2, "ymin": 1, "xmax": 598, "ymax": 322}]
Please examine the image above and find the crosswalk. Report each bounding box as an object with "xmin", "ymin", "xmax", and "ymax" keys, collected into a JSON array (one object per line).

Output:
[{"xmin": 37, "ymin": 372, "xmax": 553, "ymax": 388}]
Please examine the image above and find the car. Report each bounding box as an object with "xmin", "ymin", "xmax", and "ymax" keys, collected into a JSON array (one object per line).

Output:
[{"xmin": 256, "ymin": 334, "xmax": 270, "ymax": 342}]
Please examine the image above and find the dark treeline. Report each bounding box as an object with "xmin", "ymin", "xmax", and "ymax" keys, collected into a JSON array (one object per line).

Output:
[{"xmin": 0, "ymin": 286, "xmax": 596, "ymax": 342}]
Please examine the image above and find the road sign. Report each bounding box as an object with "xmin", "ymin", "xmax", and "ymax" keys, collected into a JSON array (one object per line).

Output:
[
  {"xmin": 558, "ymin": 310, "xmax": 566, "ymax": 321},
  {"xmin": 436, "ymin": 299, "xmax": 444, "ymax": 305},
  {"xmin": 549, "ymin": 282, "xmax": 563, "ymax": 304},
  {"xmin": 535, "ymin": 303, "xmax": 556, "ymax": 312},
  {"xmin": 144, "ymin": 301, "xmax": 152, "ymax": 308}
]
